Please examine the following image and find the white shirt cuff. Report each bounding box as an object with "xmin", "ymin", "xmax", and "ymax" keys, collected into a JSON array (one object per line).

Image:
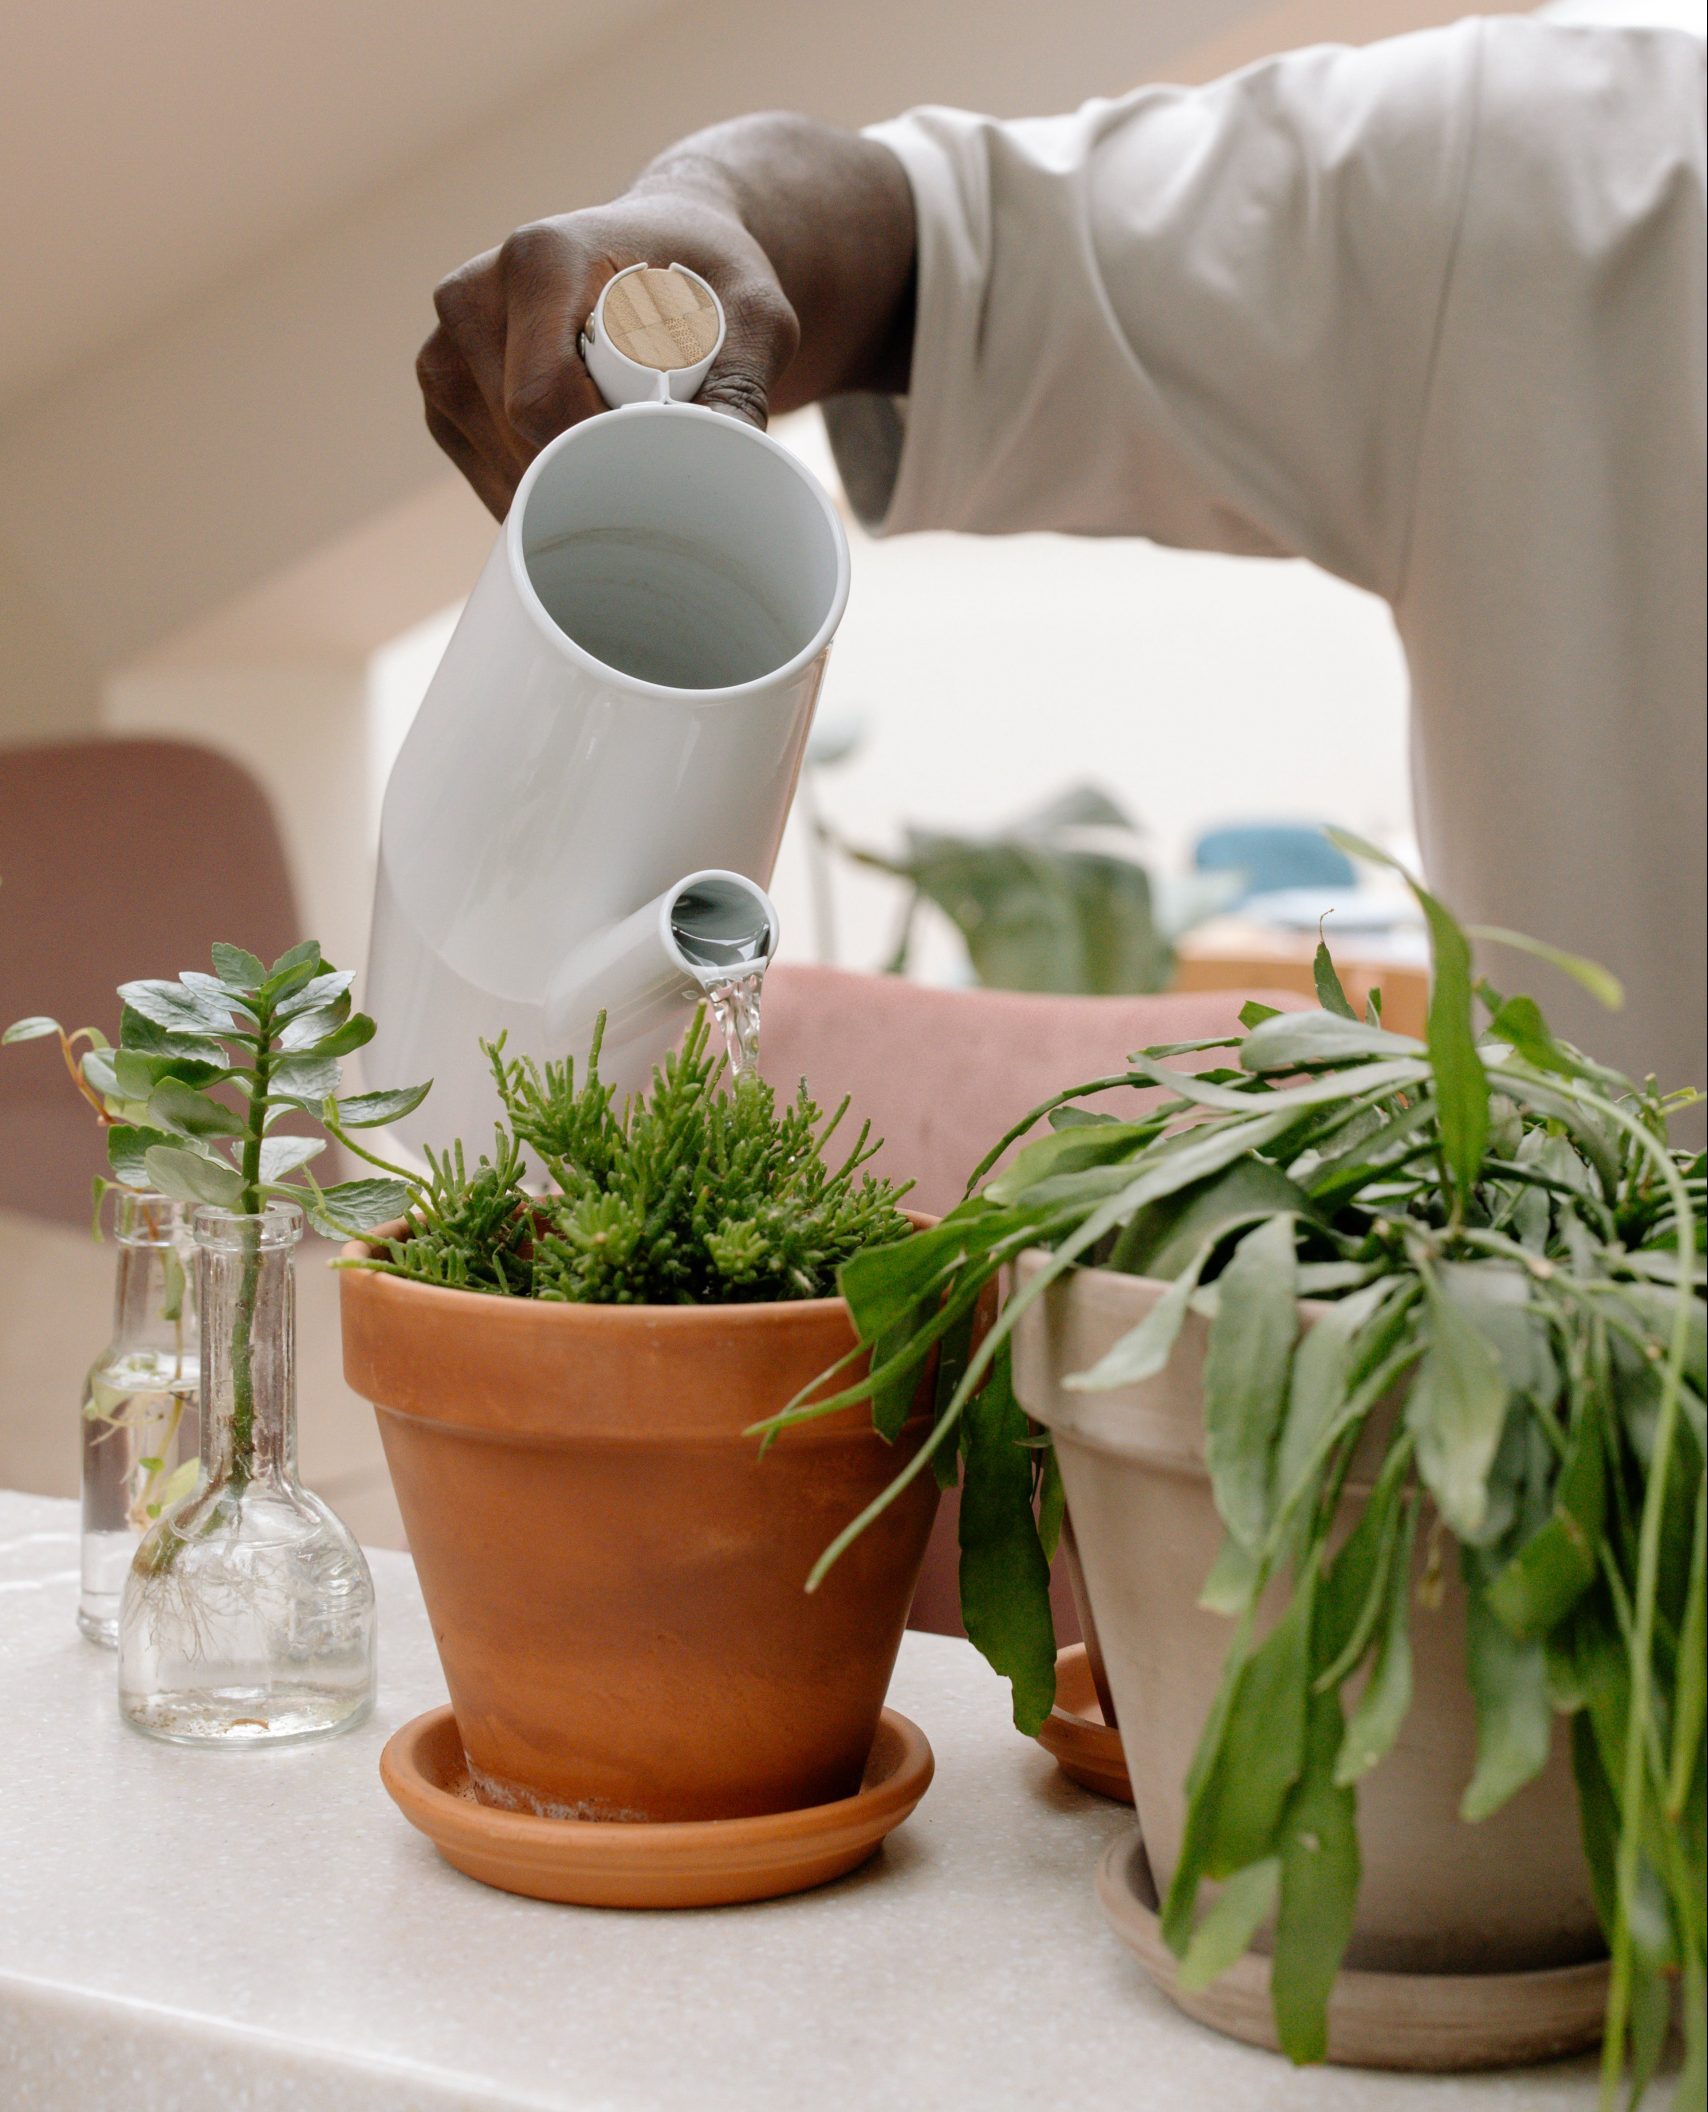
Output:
[{"xmin": 820, "ymin": 113, "xmax": 977, "ymax": 536}]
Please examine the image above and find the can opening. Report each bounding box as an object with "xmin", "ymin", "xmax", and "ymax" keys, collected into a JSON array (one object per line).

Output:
[
  {"xmin": 667, "ymin": 873, "xmax": 777, "ymax": 976},
  {"xmin": 518, "ymin": 407, "xmax": 844, "ymax": 691}
]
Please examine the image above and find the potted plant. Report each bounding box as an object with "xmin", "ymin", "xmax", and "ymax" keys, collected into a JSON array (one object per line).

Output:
[
  {"xmin": 830, "ymin": 781, "xmax": 1236, "ymax": 992},
  {"xmin": 336, "ymin": 1014, "xmax": 933, "ymax": 1829},
  {"xmin": 780, "ymin": 844, "xmax": 1703, "ymax": 2102}
]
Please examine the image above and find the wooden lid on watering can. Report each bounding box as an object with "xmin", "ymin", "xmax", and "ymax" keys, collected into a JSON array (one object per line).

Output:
[{"xmin": 581, "ymin": 262, "xmax": 726, "ymax": 405}]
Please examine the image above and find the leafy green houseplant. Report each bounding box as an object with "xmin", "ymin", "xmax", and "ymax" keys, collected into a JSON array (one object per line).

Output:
[
  {"xmin": 774, "ymin": 844, "xmax": 1704, "ymax": 2102},
  {"xmin": 74, "ymin": 942, "xmax": 427, "ymax": 1494},
  {"xmin": 837, "ymin": 784, "xmax": 1235, "ymax": 995},
  {"xmin": 336, "ymin": 1011, "xmax": 935, "ymax": 1845}
]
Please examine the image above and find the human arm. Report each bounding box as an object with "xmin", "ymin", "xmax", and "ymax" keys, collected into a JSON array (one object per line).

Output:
[
  {"xmin": 834, "ymin": 24, "xmax": 1487, "ymax": 593},
  {"xmin": 417, "ymin": 113, "xmax": 916, "ymax": 517}
]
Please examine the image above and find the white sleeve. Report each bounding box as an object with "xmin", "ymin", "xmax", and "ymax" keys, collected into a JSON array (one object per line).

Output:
[{"xmin": 824, "ymin": 20, "xmax": 1482, "ymax": 598}]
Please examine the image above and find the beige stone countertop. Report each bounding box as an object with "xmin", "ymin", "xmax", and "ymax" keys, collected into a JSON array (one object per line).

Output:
[{"xmin": 0, "ymin": 1489, "xmax": 1604, "ymax": 2112}]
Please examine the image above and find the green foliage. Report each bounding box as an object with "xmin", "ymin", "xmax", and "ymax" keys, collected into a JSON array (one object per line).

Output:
[
  {"xmin": 357, "ymin": 1012, "xmax": 914, "ymax": 1306},
  {"xmin": 88, "ymin": 943, "xmax": 424, "ymax": 1241},
  {"xmin": 110, "ymin": 944, "xmax": 427, "ymax": 1484},
  {"xmin": 842, "ymin": 784, "xmax": 1237, "ymax": 995},
  {"xmin": 775, "ymin": 853, "xmax": 1705, "ymax": 2100},
  {"xmin": 7, "ymin": 943, "xmax": 429, "ymax": 1494},
  {"xmin": 1, "ymin": 1013, "xmax": 125, "ymax": 1231},
  {"xmin": 956, "ymin": 1344, "xmax": 1057, "ymax": 1735},
  {"xmin": 5, "ymin": 946, "xmax": 424, "ymax": 1242}
]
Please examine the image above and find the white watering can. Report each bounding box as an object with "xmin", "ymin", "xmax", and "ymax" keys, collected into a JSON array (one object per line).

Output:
[{"xmin": 364, "ymin": 264, "xmax": 851, "ymax": 1158}]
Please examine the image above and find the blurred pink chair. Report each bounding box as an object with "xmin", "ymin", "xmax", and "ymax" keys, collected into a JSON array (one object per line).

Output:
[
  {"xmin": 0, "ymin": 738, "xmax": 301, "ymax": 1228},
  {"xmin": 758, "ymin": 965, "xmax": 1306, "ymax": 1640}
]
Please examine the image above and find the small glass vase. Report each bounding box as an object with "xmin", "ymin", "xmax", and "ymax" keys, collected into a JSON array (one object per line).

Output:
[
  {"xmin": 79, "ymin": 1193, "xmax": 200, "ymax": 1646},
  {"xmin": 117, "ymin": 1200, "xmax": 376, "ymax": 1746}
]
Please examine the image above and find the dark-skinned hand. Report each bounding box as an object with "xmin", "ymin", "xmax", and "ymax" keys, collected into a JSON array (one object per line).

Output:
[{"xmin": 416, "ymin": 116, "xmax": 916, "ymax": 518}]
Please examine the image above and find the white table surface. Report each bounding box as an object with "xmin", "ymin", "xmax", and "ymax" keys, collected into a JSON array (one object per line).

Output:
[{"xmin": 0, "ymin": 1488, "xmax": 1602, "ymax": 2112}]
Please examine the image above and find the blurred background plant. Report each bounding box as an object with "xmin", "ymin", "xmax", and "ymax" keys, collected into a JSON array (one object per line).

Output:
[
  {"xmin": 794, "ymin": 717, "xmax": 1421, "ymax": 1000},
  {"xmin": 838, "ymin": 783, "xmax": 1240, "ymax": 994}
]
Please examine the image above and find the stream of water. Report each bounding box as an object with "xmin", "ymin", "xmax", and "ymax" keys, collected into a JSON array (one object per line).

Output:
[{"xmin": 701, "ymin": 967, "xmax": 764, "ymax": 1078}]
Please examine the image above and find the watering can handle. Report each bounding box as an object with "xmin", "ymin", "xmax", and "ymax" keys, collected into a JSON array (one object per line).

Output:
[{"xmin": 579, "ymin": 262, "xmax": 727, "ymax": 409}]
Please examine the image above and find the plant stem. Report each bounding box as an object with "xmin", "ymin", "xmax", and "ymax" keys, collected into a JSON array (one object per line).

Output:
[
  {"xmin": 229, "ymin": 1010, "xmax": 273, "ymax": 1484},
  {"xmin": 59, "ymin": 1027, "xmax": 113, "ymax": 1123}
]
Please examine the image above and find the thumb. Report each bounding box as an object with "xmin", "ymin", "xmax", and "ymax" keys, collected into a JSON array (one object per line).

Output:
[{"xmin": 693, "ymin": 277, "xmax": 800, "ymax": 428}]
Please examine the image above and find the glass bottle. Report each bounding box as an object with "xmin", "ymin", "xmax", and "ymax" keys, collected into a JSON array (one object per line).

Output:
[
  {"xmin": 117, "ymin": 1200, "xmax": 376, "ymax": 1746},
  {"xmin": 79, "ymin": 1193, "xmax": 200, "ymax": 1646}
]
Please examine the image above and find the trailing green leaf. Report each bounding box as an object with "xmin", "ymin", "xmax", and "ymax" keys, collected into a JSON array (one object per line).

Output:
[
  {"xmin": 1066, "ymin": 1242, "xmax": 1214, "ymax": 1391},
  {"xmin": 1201, "ymin": 1215, "xmax": 1299, "ymax": 1551},
  {"xmin": 1334, "ymin": 1495, "xmax": 1417, "ymax": 1784},
  {"xmin": 1241, "ymin": 1011, "xmax": 1422, "ymax": 1072},
  {"xmin": 1164, "ymin": 1560, "xmax": 1318, "ymax": 1953},
  {"xmin": 1485, "ymin": 1402, "xmax": 1605, "ymax": 1639},
  {"xmin": 1406, "ymin": 1273, "xmax": 1510, "ymax": 1541},
  {"xmin": 957, "ymin": 1345, "xmax": 1056, "ymax": 1734},
  {"xmin": 1313, "ymin": 1440, "xmax": 1413, "ymax": 1690},
  {"xmin": 1461, "ymin": 1556, "xmax": 1554, "ymax": 1821},
  {"xmin": 1177, "ymin": 1859, "xmax": 1281, "ymax": 1993},
  {"xmin": 1271, "ymin": 1687, "xmax": 1361, "ymax": 2064}
]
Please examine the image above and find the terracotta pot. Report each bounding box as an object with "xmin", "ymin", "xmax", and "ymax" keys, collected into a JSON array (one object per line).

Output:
[
  {"xmin": 1059, "ymin": 1513, "xmax": 1118, "ymax": 1726},
  {"xmin": 340, "ymin": 1235, "xmax": 939, "ymax": 1823},
  {"xmin": 1013, "ymin": 1257, "xmax": 1602, "ymax": 1977}
]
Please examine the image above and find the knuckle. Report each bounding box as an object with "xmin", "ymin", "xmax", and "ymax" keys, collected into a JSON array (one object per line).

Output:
[
  {"xmin": 699, "ymin": 368, "xmax": 771, "ymax": 428},
  {"xmin": 431, "ymin": 265, "xmax": 481, "ymax": 330},
  {"xmin": 730, "ymin": 280, "xmax": 800, "ymax": 366},
  {"xmin": 505, "ymin": 370, "xmax": 570, "ymax": 443},
  {"xmin": 415, "ymin": 331, "xmax": 457, "ymax": 394},
  {"xmin": 768, "ymin": 297, "xmax": 802, "ymax": 368},
  {"xmin": 499, "ymin": 219, "xmax": 569, "ymax": 282}
]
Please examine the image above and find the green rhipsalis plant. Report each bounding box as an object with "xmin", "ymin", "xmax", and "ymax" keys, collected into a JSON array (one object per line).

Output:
[
  {"xmin": 765, "ymin": 836, "xmax": 1705, "ymax": 2108},
  {"xmin": 354, "ymin": 1010, "xmax": 914, "ymax": 1303},
  {"xmin": 42, "ymin": 943, "xmax": 427, "ymax": 1487}
]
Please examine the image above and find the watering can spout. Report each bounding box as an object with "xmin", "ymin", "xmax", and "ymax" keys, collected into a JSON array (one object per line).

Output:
[{"xmin": 545, "ymin": 871, "xmax": 779, "ymax": 1094}]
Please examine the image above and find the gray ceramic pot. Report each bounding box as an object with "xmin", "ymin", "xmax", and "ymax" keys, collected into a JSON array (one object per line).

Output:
[{"xmin": 1013, "ymin": 1255, "xmax": 1601, "ymax": 1978}]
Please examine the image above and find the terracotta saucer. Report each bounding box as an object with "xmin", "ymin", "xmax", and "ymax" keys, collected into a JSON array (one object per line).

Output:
[
  {"xmin": 1096, "ymin": 1832, "xmax": 1609, "ymax": 2071},
  {"xmin": 380, "ymin": 1705, "xmax": 934, "ymax": 1908},
  {"xmin": 1035, "ymin": 1643, "xmax": 1133, "ymax": 1803}
]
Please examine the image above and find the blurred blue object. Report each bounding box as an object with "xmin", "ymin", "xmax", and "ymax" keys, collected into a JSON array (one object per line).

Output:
[{"xmin": 1191, "ymin": 823, "xmax": 1358, "ymax": 907}]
